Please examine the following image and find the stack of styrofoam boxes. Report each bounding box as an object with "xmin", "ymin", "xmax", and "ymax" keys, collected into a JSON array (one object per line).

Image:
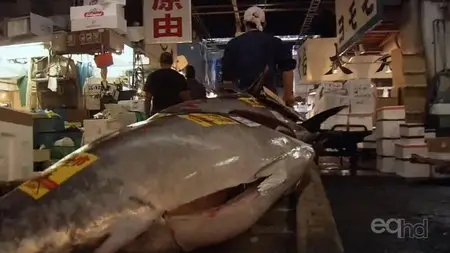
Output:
[
  {"xmin": 70, "ymin": 0, "xmax": 127, "ymax": 34},
  {"xmin": 314, "ymin": 80, "xmax": 375, "ymax": 131},
  {"xmin": 375, "ymin": 106, "xmax": 405, "ymax": 173},
  {"xmin": 427, "ymin": 137, "xmax": 450, "ymax": 179},
  {"xmin": 346, "ymin": 79, "xmax": 376, "ymax": 132},
  {"xmin": 313, "ymin": 82, "xmax": 348, "ymax": 130},
  {"xmin": 394, "ymin": 123, "xmax": 431, "ymax": 178},
  {"xmin": 0, "ymin": 108, "xmax": 34, "ymax": 181}
]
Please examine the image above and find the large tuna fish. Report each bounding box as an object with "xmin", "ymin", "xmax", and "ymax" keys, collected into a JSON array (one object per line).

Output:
[{"xmin": 0, "ymin": 102, "xmax": 315, "ymax": 253}]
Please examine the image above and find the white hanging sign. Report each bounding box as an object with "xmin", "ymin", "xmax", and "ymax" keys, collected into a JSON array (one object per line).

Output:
[
  {"xmin": 144, "ymin": 0, "xmax": 192, "ymax": 44},
  {"xmin": 335, "ymin": 0, "xmax": 383, "ymax": 54}
]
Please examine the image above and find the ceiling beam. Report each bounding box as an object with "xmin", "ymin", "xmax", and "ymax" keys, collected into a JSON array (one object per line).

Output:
[{"xmin": 193, "ymin": 8, "xmax": 310, "ymax": 16}]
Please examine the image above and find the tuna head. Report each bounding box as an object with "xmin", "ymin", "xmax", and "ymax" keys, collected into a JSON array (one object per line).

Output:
[{"xmin": 0, "ymin": 112, "xmax": 314, "ymax": 253}]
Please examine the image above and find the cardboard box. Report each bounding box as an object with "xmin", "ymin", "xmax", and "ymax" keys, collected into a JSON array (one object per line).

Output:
[
  {"xmin": 402, "ymin": 55, "xmax": 427, "ymax": 74},
  {"xmin": 427, "ymin": 137, "xmax": 450, "ymax": 153},
  {"xmin": 34, "ymin": 149, "xmax": 51, "ymax": 162},
  {"xmin": 376, "ymin": 97, "xmax": 398, "ymax": 109},
  {"xmin": 404, "ymin": 112, "xmax": 425, "ymax": 124}
]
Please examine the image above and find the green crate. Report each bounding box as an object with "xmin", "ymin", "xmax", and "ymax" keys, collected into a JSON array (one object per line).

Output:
[{"xmin": 51, "ymin": 146, "xmax": 78, "ymax": 159}]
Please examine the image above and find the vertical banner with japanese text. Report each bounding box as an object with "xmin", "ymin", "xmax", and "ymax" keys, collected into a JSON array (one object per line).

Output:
[
  {"xmin": 144, "ymin": 0, "xmax": 192, "ymax": 44},
  {"xmin": 335, "ymin": 0, "xmax": 382, "ymax": 54}
]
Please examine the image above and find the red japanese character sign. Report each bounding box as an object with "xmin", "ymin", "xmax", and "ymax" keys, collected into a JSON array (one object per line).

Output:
[
  {"xmin": 153, "ymin": 13, "xmax": 183, "ymax": 38},
  {"xmin": 145, "ymin": 0, "xmax": 192, "ymax": 44},
  {"xmin": 152, "ymin": 0, "xmax": 183, "ymax": 11}
]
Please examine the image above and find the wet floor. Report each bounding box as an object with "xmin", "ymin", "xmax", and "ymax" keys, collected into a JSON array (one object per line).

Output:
[{"xmin": 323, "ymin": 174, "xmax": 450, "ymax": 253}]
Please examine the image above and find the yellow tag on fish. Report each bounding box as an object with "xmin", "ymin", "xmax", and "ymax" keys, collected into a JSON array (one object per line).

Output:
[
  {"xmin": 239, "ymin": 97, "xmax": 264, "ymax": 107},
  {"xmin": 179, "ymin": 113, "xmax": 238, "ymax": 127},
  {"xmin": 19, "ymin": 152, "xmax": 98, "ymax": 200}
]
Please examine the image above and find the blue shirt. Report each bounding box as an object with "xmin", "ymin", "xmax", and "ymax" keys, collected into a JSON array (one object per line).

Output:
[{"xmin": 221, "ymin": 30, "xmax": 296, "ymax": 93}]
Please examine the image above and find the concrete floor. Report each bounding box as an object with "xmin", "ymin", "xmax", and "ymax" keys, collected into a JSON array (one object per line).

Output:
[{"xmin": 323, "ymin": 175, "xmax": 450, "ymax": 253}]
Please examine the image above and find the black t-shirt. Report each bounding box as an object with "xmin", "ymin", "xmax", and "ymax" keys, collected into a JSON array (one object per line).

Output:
[
  {"xmin": 221, "ymin": 30, "xmax": 296, "ymax": 93},
  {"xmin": 144, "ymin": 68, "xmax": 188, "ymax": 113}
]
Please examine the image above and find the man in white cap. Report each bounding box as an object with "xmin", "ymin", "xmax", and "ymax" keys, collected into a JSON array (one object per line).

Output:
[{"xmin": 221, "ymin": 6, "xmax": 296, "ymax": 106}]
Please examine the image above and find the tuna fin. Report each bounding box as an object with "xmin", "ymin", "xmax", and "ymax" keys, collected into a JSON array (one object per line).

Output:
[
  {"xmin": 257, "ymin": 168, "xmax": 287, "ymax": 195},
  {"xmin": 94, "ymin": 210, "xmax": 159, "ymax": 253},
  {"xmin": 300, "ymin": 106, "xmax": 348, "ymax": 132}
]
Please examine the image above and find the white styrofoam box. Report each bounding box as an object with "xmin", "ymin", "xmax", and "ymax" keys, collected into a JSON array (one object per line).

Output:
[
  {"xmin": 118, "ymin": 100, "xmax": 145, "ymax": 113},
  {"xmin": 394, "ymin": 142, "xmax": 430, "ymax": 178},
  {"xmin": 395, "ymin": 160, "xmax": 431, "ymax": 178},
  {"xmin": 70, "ymin": 4, "xmax": 125, "ymax": 20},
  {"xmin": 127, "ymin": 26, "xmax": 144, "ymax": 42},
  {"xmin": 350, "ymin": 97, "xmax": 375, "ymax": 114},
  {"xmin": 314, "ymin": 94, "xmax": 350, "ymax": 114},
  {"xmin": 364, "ymin": 133, "xmax": 375, "ymax": 141},
  {"xmin": 377, "ymin": 139, "xmax": 397, "ymax": 156},
  {"xmin": 395, "ymin": 141, "xmax": 428, "ymax": 158},
  {"xmin": 321, "ymin": 82, "xmax": 344, "ymax": 93},
  {"xmin": 430, "ymin": 166, "xmax": 450, "ymax": 178},
  {"xmin": 343, "ymin": 79, "xmax": 373, "ymax": 97},
  {"xmin": 425, "ymin": 131, "xmax": 436, "ymax": 139},
  {"xmin": 7, "ymin": 13, "xmax": 53, "ymax": 38},
  {"xmin": 0, "ymin": 121, "xmax": 33, "ymax": 181},
  {"xmin": 358, "ymin": 141, "xmax": 376, "ymax": 149},
  {"xmin": 376, "ymin": 106, "xmax": 405, "ymax": 121},
  {"xmin": 430, "ymin": 103, "xmax": 450, "ymax": 115},
  {"xmin": 71, "ymin": 16, "xmax": 127, "ymax": 34},
  {"xmin": 399, "ymin": 123, "xmax": 425, "ymax": 137},
  {"xmin": 377, "ymin": 156, "xmax": 395, "ymax": 173},
  {"xmin": 83, "ymin": 119, "xmax": 124, "ymax": 144},
  {"xmin": 320, "ymin": 115, "xmax": 348, "ymax": 130},
  {"xmin": 348, "ymin": 115, "xmax": 373, "ymax": 131},
  {"xmin": 359, "ymin": 134, "xmax": 376, "ymax": 149},
  {"xmin": 83, "ymin": 81, "xmax": 102, "ymax": 110},
  {"xmin": 376, "ymin": 120, "xmax": 404, "ymax": 139}
]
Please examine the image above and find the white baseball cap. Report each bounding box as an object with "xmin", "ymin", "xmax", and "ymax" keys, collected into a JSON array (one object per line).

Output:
[{"xmin": 243, "ymin": 6, "xmax": 266, "ymax": 31}]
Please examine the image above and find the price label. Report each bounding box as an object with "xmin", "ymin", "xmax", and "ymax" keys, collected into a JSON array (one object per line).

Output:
[
  {"xmin": 239, "ymin": 97, "xmax": 264, "ymax": 108},
  {"xmin": 19, "ymin": 153, "xmax": 98, "ymax": 200},
  {"xmin": 335, "ymin": 0, "xmax": 381, "ymax": 53},
  {"xmin": 179, "ymin": 113, "xmax": 238, "ymax": 127}
]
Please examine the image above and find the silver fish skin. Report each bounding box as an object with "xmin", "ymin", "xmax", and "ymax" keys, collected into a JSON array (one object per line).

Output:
[{"xmin": 0, "ymin": 112, "xmax": 313, "ymax": 253}]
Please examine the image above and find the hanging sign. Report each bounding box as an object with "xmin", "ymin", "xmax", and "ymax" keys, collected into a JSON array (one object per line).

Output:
[
  {"xmin": 298, "ymin": 42, "xmax": 308, "ymax": 81},
  {"xmin": 335, "ymin": 0, "xmax": 383, "ymax": 54},
  {"xmin": 297, "ymin": 38, "xmax": 338, "ymax": 83},
  {"xmin": 144, "ymin": 0, "xmax": 193, "ymax": 44}
]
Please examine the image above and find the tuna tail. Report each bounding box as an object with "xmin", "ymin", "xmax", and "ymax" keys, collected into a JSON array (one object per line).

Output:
[{"xmin": 300, "ymin": 106, "xmax": 348, "ymax": 133}]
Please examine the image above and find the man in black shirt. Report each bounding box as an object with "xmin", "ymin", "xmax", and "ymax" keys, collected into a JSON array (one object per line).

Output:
[
  {"xmin": 144, "ymin": 52, "xmax": 190, "ymax": 117},
  {"xmin": 185, "ymin": 65, "xmax": 207, "ymax": 99},
  {"xmin": 221, "ymin": 6, "xmax": 297, "ymax": 106}
]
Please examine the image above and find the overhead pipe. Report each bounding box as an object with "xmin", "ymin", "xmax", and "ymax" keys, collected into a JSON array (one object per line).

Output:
[
  {"xmin": 398, "ymin": 0, "xmax": 424, "ymax": 54},
  {"xmin": 193, "ymin": 8, "xmax": 310, "ymax": 16},
  {"xmin": 193, "ymin": 2, "xmax": 335, "ymax": 10},
  {"xmin": 230, "ymin": 0, "xmax": 242, "ymax": 36}
]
